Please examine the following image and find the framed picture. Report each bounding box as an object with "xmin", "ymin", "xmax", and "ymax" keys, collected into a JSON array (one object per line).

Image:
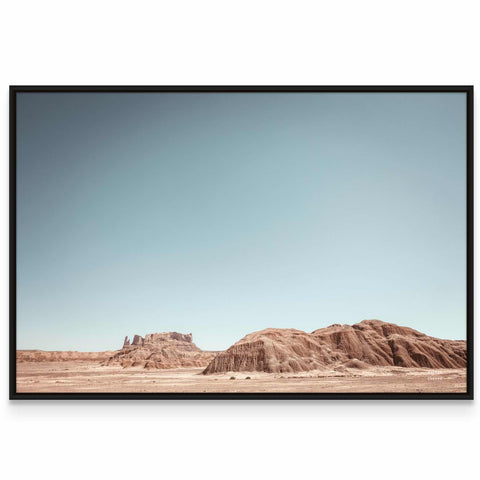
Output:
[{"xmin": 10, "ymin": 86, "xmax": 473, "ymax": 400}]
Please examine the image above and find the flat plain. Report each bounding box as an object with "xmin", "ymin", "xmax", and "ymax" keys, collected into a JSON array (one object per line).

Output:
[{"xmin": 16, "ymin": 361, "xmax": 466, "ymax": 394}]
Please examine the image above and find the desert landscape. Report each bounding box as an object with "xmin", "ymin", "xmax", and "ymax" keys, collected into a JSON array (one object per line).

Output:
[{"xmin": 16, "ymin": 320, "xmax": 467, "ymax": 393}]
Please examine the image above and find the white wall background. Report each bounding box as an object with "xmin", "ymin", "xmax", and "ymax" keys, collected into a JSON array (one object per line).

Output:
[{"xmin": 1, "ymin": 1, "xmax": 478, "ymax": 479}]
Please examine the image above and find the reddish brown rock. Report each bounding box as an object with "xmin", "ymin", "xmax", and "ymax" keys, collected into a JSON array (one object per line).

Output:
[
  {"xmin": 105, "ymin": 331, "xmax": 216, "ymax": 369},
  {"xmin": 203, "ymin": 320, "xmax": 467, "ymax": 374},
  {"xmin": 16, "ymin": 350, "xmax": 114, "ymax": 362}
]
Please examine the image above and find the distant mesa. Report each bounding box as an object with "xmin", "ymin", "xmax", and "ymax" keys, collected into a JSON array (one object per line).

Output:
[
  {"xmin": 16, "ymin": 350, "xmax": 114, "ymax": 362},
  {"xmin": 125, "ymin": 332, "xmax": 194, "ymax": 347},
  {"xmin": 202, "ymin": 319, "xmax": 467, "ymax": 374},
  {"xmin": 104, "ymin": 332, "xmax": 216, "ymax": 369}
]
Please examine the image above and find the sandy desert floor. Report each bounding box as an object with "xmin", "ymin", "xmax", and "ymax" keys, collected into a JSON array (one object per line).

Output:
[{"xmin": 16, "ymin": 361, "xmax": 467, "ymax": 393}]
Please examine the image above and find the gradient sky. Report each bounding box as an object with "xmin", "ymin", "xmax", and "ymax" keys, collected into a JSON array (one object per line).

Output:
[{"xmin": 16, "ymin": 92, "xmax": 467, "ymax": 351}]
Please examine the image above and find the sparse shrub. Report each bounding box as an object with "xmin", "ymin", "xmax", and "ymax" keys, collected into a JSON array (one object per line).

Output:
[{"xmin": 230, "ymin": 376, "xmax": 236, "ymax": 380}]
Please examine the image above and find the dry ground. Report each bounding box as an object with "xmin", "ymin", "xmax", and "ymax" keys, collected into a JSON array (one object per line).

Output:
[{"xmin": 16, "ymin": 361, "xmax": 466, "ymax": 393}]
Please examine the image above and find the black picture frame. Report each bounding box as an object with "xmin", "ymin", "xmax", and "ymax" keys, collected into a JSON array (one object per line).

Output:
[{"xmin": 9, "ymin": 85, "xmax": 474, "ymax": 400}]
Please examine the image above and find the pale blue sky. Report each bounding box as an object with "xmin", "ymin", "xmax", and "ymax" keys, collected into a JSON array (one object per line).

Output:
[{"xmin": 16, "ymin": 92, "xmax": 466, "ymax": 351}]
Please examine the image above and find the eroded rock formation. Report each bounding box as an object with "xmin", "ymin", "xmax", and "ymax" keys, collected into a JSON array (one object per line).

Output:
[
  {"xmin": 104, "ymin": 331, "xmax": 216, "ymax": 369},
  {"xmin": 203, "ymin": 320, "xmax": 467, "ymax": 374}
]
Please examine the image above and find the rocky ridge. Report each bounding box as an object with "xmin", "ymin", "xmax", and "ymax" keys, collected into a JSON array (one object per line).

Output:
[
  {"xmin": 16, "ymin": 350, "xmax": 114, "ymax": 362},
  {"xmin": 203, "ymin": 320, "xmax": 467, "ymax": 374}
]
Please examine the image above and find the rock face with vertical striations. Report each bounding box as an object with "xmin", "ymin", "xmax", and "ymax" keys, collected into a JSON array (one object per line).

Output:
[
  {"xmin": 202, "ymin": 320, "xmax": 467, "ymax": 374},
  {"xmin": 105, "ymin": 332, "xmax": 216, "ymax": 369}
]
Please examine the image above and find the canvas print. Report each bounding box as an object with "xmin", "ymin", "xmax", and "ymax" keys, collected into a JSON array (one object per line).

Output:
[{"xmin": 11, "ymin": 87, "xmax": 472, "ymax": 398}]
